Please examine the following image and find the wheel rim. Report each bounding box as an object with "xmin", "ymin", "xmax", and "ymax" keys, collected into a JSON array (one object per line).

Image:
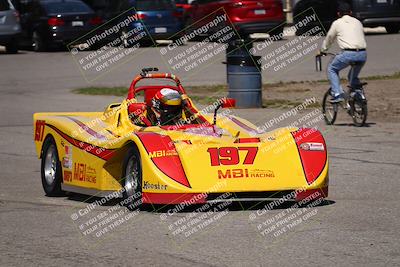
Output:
[
  {"xmin": 124, "ymin": 155, "xmax": 139, "ymax": 197},
  {"xmin": 44, "ymin": 144, "xmax": 57, "ymax": 185}
]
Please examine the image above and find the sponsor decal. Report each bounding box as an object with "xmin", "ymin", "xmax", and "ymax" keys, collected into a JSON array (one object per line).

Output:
[
  {"xmin": 62, "ymin": 157, "xmax": 73, "ymax": 169},
  {"xmin": 62, "ymin": 147, "xmax": 72, "ymax": 170},
  {"xmin": 217, "ymin": 168, "xmax": 275, "ymax": 179},
  {"xmin": 143, "ymin": 181, "xmax": 168, "ymax": 190},
  {"xmin": 148, "ymin": 150, "xmax": 178, "ymax": 159},
  {"xmin": 62, "ymin": 145, "xmax": 73, "ymax": 169},
  {"xmin": 63, "ymin": 170, "xmax": 72, "ymax": 182},
  {"xmin": 34, "ymin": 120, "xmax": 46, "ymax": 141},
  {"xmin": 73, "ymin": 163, "xmax": 96, "ymax": 183},
  {"xmin": 207, "ymin": 147, "xmax": 258, "ymax": 166}
]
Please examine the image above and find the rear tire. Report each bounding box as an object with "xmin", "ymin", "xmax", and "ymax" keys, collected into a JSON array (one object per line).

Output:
[
  {"xmin": 41, "ymin": 136, "xmax": 63, "ymax": 196},
  {"xmin": 322, "ymin": 89, "xmax": 337, "ymax": 125},
  {"xmin": 121, "ymin": 145, "xmax": 143, "ymax": 210},
  {"xmin": 33, "ymin": 31, "xmax": 47, "ymax": 52},
  {"xmin": 5, "ymin": 42, "xmax": 18, "ymax": 54},
  {"xmin": 385, "ymin": 25, "xmax": 400, "ymax": 34},
  {"xmin": 350, "ymin": 100, "xmax": 367, "ymax": 127}
]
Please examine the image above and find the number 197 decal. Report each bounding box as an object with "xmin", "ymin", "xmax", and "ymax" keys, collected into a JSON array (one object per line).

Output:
[{"xmin": 207, "ymin": 147, "xmax": 258, "ymax": 166}]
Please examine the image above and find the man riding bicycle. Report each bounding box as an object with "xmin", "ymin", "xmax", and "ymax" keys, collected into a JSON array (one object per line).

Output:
[{"xmin": 320, "ymin": 2, "xmax": 367, "ymax": 103}]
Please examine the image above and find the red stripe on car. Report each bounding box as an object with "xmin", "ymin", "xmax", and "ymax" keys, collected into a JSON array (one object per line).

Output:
[{"xmin": 46, "ymin": 124, "xmax": 114, "ymax": 161}]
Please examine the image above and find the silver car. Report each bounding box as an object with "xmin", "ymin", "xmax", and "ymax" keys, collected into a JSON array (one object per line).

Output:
[{"xmin": 0, "ymin": 0, "xmax": 21, "ymax": 53}]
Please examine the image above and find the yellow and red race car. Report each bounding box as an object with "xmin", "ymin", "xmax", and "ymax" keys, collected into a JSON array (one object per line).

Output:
[{"xmin": 33, "ymin": 68, "xmax": 328, "ymax": 208}]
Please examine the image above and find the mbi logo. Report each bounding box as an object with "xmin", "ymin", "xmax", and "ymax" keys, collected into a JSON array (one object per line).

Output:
[
  {"xmin": 148, "ymin": 150, "xmax": 178, "ymax": 159},
  {"xmin": 218, "ymin": 169, "xmax": 275, "ymax": 179},
  {"xmin": 218, "ymin": 169, "xmax": 249, "ymax": 179}
]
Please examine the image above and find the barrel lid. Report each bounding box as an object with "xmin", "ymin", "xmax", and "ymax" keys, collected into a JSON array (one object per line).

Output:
[{"xmin": 226, "ymin": 55, "xmax": 261, "ymax": 67}]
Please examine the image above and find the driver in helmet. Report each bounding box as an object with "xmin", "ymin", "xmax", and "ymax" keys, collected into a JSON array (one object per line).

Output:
[{"xmin": 148, "ymin": 88, "xmax": 183, "ymax": 126}]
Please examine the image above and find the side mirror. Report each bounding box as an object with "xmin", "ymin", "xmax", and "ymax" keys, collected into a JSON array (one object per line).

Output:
[
  {"xmin": 213, "ymin": 97, "xmax": 236, "ymax": 125},
  {"xmin": 221, "ymin": 97, "xmax": 236, "ymax": 108}
]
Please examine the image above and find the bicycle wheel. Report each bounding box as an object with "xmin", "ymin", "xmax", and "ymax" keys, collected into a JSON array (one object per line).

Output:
[
  {"xmin": 350, "ymin": 99, "xmax": 368, "ymax": 127},
  {"xmin": 322, "ymin": 89, "xmax": 338, "ymax": 125}
]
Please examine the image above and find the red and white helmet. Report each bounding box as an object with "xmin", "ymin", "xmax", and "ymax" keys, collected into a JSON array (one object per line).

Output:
[{"xmin": 150, "ymin": 88, "xmax": 182, "ymax": 125}]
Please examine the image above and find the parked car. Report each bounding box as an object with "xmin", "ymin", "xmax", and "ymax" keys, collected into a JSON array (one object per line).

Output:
[
  {"xmin": 174, "ymin": 0, "xmax": 192, "ymax": 20},
  {"xmin": 293, "ymin": 0, "xmax": 400, "ymax": 35},
  {"xmin": 121, "ymin": 0, "xmax": 183, "ymax": 44},
  {"xmin": 14, "ymin": 0, "xmax": 103, "ymax": 51},
  {"xmin": 0, "ymin": 0, "xmax": 21, "ymax": 53},
  {"xmin": 183, "ymin": 0, "xmax": 286, "ymax": 39},
  {"xmin": 82, "ymin": 0, "xmax": 183, "ymax": 45}
]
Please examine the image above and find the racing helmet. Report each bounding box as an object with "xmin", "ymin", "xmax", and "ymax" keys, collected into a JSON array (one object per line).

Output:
[{"xmin": 150, "ymin": 88, "xmax": 183, "ymax": 125}]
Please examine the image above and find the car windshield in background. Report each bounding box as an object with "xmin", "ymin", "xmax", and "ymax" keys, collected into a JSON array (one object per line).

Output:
[
  {"xmin": 135, "ymin": 0, "xmax": 174, "ymax": 11},
  {"xmin": 43, "ymin": 2, "xmax": 93, "ymax": 14},
  {"xmin": 0, "ymin": 0, "xmax": 10, "ymax": 11}
]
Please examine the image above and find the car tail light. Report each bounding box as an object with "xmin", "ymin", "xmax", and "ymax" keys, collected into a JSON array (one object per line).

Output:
[
  {"xmin": 89, "ymin": 16, "xmax": 103, "ymax": 25},
  {"xmin": 173, "ymin": 11, "xmax": 182, "ymax": 18},
  {"xmin": 292, "ymin": 128, "xmax": 327, "ymax": 185},
  {"xmin": 137, "ymin": 13, "xmax": 147, "ymax": 20},
  {"xmin": 48, "ymin": 17, "xmax": 65, "ymax": 26}
]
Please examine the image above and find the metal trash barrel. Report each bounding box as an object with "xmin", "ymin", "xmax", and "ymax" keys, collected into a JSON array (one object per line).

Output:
[{"xmin": 226, "ymin": 42, "xmax": 262, "ymax": 108}]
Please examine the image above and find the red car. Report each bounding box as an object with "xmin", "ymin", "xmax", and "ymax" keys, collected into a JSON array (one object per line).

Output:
[{"xmin": 183, "ymin": 0, "xmax": 285, "ymax": 38}]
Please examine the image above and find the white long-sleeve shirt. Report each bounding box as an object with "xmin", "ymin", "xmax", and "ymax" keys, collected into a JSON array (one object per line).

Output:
[{"xmin": 321, "ymin": 15, "xmax": 367, "ymax": 52}]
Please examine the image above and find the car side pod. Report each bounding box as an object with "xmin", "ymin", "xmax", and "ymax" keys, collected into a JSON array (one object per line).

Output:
[
  {"xmin": 291, "ymin": 128, "xmax": 329, "ymax": 202},
  {"xmin": 135, "ymin": 132, "xmax": 190, "ymax": 188}
]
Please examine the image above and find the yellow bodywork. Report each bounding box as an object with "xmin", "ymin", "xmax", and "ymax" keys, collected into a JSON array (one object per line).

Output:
[{"xmin": 33, "ymin": 98, "xmax": 328, "ymax": 197}]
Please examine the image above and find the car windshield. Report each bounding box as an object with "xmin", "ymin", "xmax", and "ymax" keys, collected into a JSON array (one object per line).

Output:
[
  {"xmin": 43, "ymin": 1, "xmax": 93, "ymax": 14},
  {"xmin": 0, "ymin": 0, "xmax": 10, "ymax": 11},
  {"xmin": 135, "ymin": 0, "xmax": 174, "ymax": 11}
]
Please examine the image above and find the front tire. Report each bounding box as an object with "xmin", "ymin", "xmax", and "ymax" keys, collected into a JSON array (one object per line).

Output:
[
  {"xmin": 41, "ymin": 136, "xmax": 63, "ymax": 196},
  {"xmin": 5, "ymin": 42, "xmax": 18, "ymax": 54},
  {"xmin": 33, "ymin": 31, "xmax": 47, "ymax": 52},
  {"xmin": 121, "ymin": 146, "xmax": 143, "ymax": 210},
  {"xmin": 385, "ymin": 25, "xmax": 400, "ymax": 34},
  {"xmin": 322, "ymin": 88, "xmax": 337, "ymax": 125}
]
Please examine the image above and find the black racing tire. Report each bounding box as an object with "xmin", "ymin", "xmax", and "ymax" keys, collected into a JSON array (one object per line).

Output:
[
  {"xmin": 41, "ymin": 136, "xmax": 64, "ymax": 196},
  {"xmin": 5, "ymin": 42, "xmax": 18, "ymax": 54},
  {"xmin": 322, "ymin": 88, "xmax": 337, "ymax": 125},
  {"xmin": 385, "ymin": 25, "xmax": 400, "ymax": 34},
  {"xmin": 33, "ymin": 31, "xmax": 47, "ymax": 52},
  {"xmin": 350, "ymin": 100, "xmax": 368, "ymax": 127},
  {"xmin": 121, "ymin": 145, "xmax": 143, "ymax": 210}
]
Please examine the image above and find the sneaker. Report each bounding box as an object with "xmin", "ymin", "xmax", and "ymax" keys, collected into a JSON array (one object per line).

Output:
[{"xmin": 329, "ymin": 94, "xmax": 345, "ymax": 103}]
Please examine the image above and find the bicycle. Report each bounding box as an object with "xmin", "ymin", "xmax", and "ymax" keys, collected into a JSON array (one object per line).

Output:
[{"xmin": 316, "ymin": 52, "xmax": 368, "ymax": 127}]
